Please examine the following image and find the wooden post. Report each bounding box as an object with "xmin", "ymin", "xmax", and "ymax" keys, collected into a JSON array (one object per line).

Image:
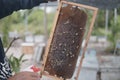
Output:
[{"xmin": 96, "ymin": 70, "xmax": 102, "ymax": 80}]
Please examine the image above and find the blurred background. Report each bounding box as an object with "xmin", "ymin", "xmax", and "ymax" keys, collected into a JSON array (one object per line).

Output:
[{"xmin": 0, "ymin": 1, "xmax": 120, "ymax": 80}]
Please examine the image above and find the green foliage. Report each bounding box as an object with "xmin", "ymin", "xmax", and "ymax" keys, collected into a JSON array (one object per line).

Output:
[
  {"xmin": 92, "ymin": 10, "xmax": 106, "ymax": 35},
  {"xmin": 0, "ymin": 8, "xmax": 55, "ymax": 46},
  {"xmin": 92, "ymin": 28, "xmax": 106, "ymax": 36},
  {"xmin": 95, "ymin": 10, "xmax": 105, "ymax": 27},
  {"xmin": 9, "ymin": 9, "xmax": 55, "ymax": 35},
  {"xmin": 1, "ymin": 16, "xmax": 11, "ymax": 47},
  {"xmin": 91, "ymin": 9, "xmax": 120, "ymax": 54},
  {"xmin": 107, "ymin": 18, "xmax": 120, "ymax": 52},
  {"xmin": 8, "ymin": 54, "xmax": 27, "ymax": 73},
  {"xmin": 1, "ymin": 7, "xmax": 120, "ymax": 54}
]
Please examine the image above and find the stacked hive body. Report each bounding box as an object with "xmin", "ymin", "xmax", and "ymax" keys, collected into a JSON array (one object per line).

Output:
[{"xmin": 44, "ymin": 5, "xmax": 87, "ymax": 79}]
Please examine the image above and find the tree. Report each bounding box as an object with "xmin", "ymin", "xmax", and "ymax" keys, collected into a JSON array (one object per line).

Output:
[{"xmin": 1, "ymin": 16, "xmax": 11, "ymax": 47}]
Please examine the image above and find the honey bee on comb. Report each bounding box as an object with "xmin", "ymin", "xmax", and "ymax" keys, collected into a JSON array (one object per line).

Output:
[{"xmin": 44, "ymin": 4, "xmax": 87, "ymax": 79}]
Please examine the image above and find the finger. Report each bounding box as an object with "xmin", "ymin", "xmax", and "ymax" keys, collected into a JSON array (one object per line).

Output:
[
  {"xmin": 23, "ymin": 78, "xmax": 39, "ymax": 80},
  {"xmin": 28, "ymin": 77, "xmax": 40, "ymax": 80},
  {"xmin": 22, "ymin": 75, "xmax": 39, "ymax": 80},
  {"xmin": 29, "ymin": 72, "xmax": 40, "ymax": 78}
]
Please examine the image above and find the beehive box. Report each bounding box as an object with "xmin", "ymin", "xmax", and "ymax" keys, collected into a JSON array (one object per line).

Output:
[
  {"xmin": 21, "ymin": 43, "xmax": 34, "ymax": 54},
  {"xmin": 41, "ymin": 1, "xmax": 98, "ymax": 80}
]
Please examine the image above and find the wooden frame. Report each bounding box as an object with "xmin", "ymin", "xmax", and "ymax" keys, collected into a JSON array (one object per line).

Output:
[{"xmin": 41, "ymin": 1, "xmax": 98, "ymax": 80}]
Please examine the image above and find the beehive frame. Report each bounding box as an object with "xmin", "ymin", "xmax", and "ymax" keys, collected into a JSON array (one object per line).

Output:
[{"xmin": 41, "ymin": 1, "xmax": 98, "ymax": 80}]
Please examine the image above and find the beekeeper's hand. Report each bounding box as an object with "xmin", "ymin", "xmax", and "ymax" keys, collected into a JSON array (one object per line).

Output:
[{"xmin": 8, "ymin": 71, "xmax": 41, "ymax": 80}]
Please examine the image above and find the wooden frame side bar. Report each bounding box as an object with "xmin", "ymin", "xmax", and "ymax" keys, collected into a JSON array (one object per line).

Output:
[
  {"xmin": 41, "ymin": 1, "xmax": 63, "ymax": 76},
  {"xmin": 75, "ymin": 5, "xmax": 98, "ymax": 80}
]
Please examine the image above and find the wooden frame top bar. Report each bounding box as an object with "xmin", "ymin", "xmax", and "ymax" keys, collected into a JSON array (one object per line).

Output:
[{"xmin": 62, "ymin": 0, "xmax": 98, "ymax": 11}]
